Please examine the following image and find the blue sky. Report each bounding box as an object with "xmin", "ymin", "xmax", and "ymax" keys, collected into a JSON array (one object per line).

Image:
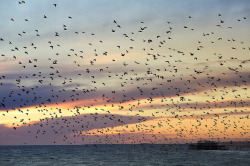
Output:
[{"xmin": 0, "ymin": 0, "xmax": 249, "ymax": 145}]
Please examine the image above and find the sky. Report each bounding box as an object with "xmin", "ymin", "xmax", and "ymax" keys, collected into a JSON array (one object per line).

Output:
[{"xmin": 0, "ymin": 0, "xmax": 250, "ymax": 145}]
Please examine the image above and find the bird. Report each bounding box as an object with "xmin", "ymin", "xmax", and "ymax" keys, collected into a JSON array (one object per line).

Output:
[{"xmin": 0, "ymin": 2, "xmax": 249, "ymax": 148}]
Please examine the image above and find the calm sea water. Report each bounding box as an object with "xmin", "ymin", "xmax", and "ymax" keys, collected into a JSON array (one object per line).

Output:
[{"xmin": 0, "ymin": 144, "xmax": 249, "ymax": 166}]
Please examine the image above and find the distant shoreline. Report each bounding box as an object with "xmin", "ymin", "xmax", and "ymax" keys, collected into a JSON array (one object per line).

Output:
[{"xmin": 1, "ymin": 141, "xmax": 250, "ymax": 148}]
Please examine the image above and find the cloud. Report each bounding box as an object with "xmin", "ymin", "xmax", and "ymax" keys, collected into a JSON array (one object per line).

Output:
[
  {"xmin": 0, "ymin": 113, "xmax": 154, "ymax": 145},
  {"xmin": 1, "ymin": 0, "xmax": 250, "ymax": 145},
  {"xmin": 1, "ymin": 68, "xmax": 249, "ymax": 111}
]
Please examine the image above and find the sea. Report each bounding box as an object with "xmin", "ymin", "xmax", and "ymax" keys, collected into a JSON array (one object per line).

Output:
[{"xmin": 0, "ymin": 144, "xmax": 249, "ymax": 166}]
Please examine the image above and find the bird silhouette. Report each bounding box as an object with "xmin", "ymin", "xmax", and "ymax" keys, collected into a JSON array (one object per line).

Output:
[{"xmin": 0, "ymin": 2, "xmax": 249, "ymax": 146}]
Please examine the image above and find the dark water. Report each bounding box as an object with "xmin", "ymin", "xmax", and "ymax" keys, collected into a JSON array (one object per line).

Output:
[{"xmin": 0, "ymin": 144, "xmax": 249, "ymax": 166}]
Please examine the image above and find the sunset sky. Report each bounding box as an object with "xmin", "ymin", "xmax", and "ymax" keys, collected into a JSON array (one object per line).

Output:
[{"xmin": 0, "ymin": 0, "xmax": 249, "ymax": 145}]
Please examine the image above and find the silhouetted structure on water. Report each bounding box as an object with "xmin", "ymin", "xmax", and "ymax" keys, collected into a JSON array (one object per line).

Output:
[{"xmin": 189, "ymin": 140, "xmax": 228, "ymax": 150}]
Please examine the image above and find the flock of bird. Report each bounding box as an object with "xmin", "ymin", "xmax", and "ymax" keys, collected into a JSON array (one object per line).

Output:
[{"xmin": 0, "ymin": 1, "xmax": 249, "ymax": 145}]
